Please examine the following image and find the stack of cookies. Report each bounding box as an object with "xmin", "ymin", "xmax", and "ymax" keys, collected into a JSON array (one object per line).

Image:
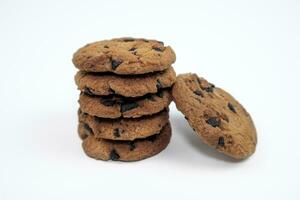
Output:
[{"xmin": 72, "ymin": 37, "xmax": 176, "ymax": 161}]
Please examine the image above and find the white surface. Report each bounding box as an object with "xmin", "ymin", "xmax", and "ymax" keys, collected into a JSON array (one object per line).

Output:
[{"xmin": 0, "ymin": 0, "xmax": 299, "ymax": 199}]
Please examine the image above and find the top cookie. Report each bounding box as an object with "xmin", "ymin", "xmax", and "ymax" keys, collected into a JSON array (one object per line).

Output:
[
  {"xmin": 172, "ymin": 74, "xmax": 257, "ymax": 160},
  {"xmin": 72, "ymin": 37, "xmax": 176, "ymax": 75}
]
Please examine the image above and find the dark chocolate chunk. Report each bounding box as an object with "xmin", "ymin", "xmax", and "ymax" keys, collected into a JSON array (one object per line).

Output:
[
  {"xmin": 228, "ymin": 103, "xmax": 236, "ymax": 113},
  {"xmin": 83, "ymin": 87, "xmax": 95, "ymax": 96},
  {"xmin": 129, "ymin": 142, "xmax": 136, "ymax": 151},
  {"xmin": 104, "ymin": 45, "xmax": 109, "ymax": 48},
  {"xmin": 156, "ymin": 80, "xmax": 163, "ymax": 90},
  {"xmin": 193, "ymin": 89, "xmax": 203, "ymax": 97},
  {"xmin": 218, "ymin": 137, "xmax": 225, "ymax": 147},
  {"xmin": 110, "ymin": 149, "xmax": 120, "ymax": 161},
  {"xmin": 100, "ymin": 98, "xmax": 116, "ymax": 106},
  {"xmin": 108, "ymin": 88, "xmax": 115, "ymax": 94},
  {"xmin": 206, "ymin": 117, "xmax": 220, "ymax": 127},
  {"xmin": 156, "ymin": 90, "xmax": 164, "ymax": 98},
  {"xmin": 204, "ymin": 86, "xmax": 214, "ymax": 93},
  {"xmin": 145, "ymin": 94, "xmax": 155, "ymax": 101},
  {"xmin": 147, "ymin": 134, "xmax": 158, "ymax": 142},
  {"xmin": 152, "ymin": 47, "xmax": 163, "ymax": 52},
  {"xmin": 83, "ymin": 123, "xmax": 93, "ymax": 135},
  {"xmin": 120, "ymin": 101, "xmax": 139, "ymax": 113},
  {"xmin": 123, "ymin": 38, "xmax": 135, "ymax": 42},
  {"xmin": 113, "ymin": 128, "xmax": 122, "ymax": 137},
  {"xmin": 111, "ymin": 59, "xmax": 123, "ymax": 70},
  {"xmin": 184, "ymin": 116, "xmax": 188, "ymax": 120},
  {"xmin": 129, "ymin": 47, "xmax": 136, "ymax": 51}
]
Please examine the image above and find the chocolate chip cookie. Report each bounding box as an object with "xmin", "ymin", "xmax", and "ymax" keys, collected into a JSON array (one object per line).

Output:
[
  {"xmin": 78, "ymin": 109, "xmax": 169, "ymax": 141},
  {"xmin": 81, "ymin": 123, "xmax": 172, "ymax": 161},
  {"xmin": 78, "ymin": 90, "xmax": 172, "ymax": 118},
  {"xmin": 75, "ymin": 67, "xmax": 176, "ymax": 97},
  {"xmin": 72, "ymin": 37, "xmax": 176, "ymax": 74},
  {"xmin": 172, "ymin": 73, "xmax": 257, "ymax": 159}
]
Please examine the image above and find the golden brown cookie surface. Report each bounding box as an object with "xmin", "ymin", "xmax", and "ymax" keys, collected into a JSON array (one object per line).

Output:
[
  {"xmin": 78, "ymin": 90, "xmax": 172, "ymax": 119},
  {"xmin": 75, "ymin": 67, "xmax": 176, "ymax": 97},
  {"xmin": 81, "ymin": 123, "xmax": 172, "ymax": 161},
  {"xmin": 72, "ymin": 37, "xmax": 176, "ymax": 75},
  {"xmin": 172, "ymin": 73, "xmax": 257, "ymax": 159},
  {"xmin": 78, "ymin": 109, "xmax": 169, "ymax": 141}
]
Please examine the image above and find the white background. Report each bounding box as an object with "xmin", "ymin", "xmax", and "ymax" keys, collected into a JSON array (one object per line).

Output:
[{"xmin": 0, "ymin": 0, "xmax": 299, "ymax": 199}]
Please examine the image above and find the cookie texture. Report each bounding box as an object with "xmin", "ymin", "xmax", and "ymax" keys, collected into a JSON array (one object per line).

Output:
[
  {"xmin": 78, "ymin": 109, "xmax": 169, "ymax": 141},
  {"xmin": 81, "ymin": 123, "xmax": 172, "ymax": 161},
  {"xmin": 78, "ymin": 90, "xmax": 172, "ymax": 118},
  {"xmin": 172, "ymin": 73, "xmax": 257, "ymax": 159},
  {"xmin": 72, "ymin": 37, "xmax": 176, "ymax": 74},
  {"xmin": 75, "ymin": 67, "xmax": 176, "ymax": 97}
]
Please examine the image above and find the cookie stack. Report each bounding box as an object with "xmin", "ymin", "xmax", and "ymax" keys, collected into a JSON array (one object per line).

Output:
[{"xmin": 72, "ymin": 37, "xmax": 176, "ymax": 161}]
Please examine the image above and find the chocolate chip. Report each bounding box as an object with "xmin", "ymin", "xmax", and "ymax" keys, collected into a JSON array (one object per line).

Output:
[
  {"xmin": 204, "ymin": 86, "xmax": 214, "ymax": 93},
  {"xmin": 218, "ymin": 137, "xmax": 225, "ymax": 147},
  {"xmin": 193, "ymin": 89, "xmax": 203, "ymax": 97},
  {"xmin": 152, "ymin": 47, "xmax": 163, "ymax": 52},
  {"xmin": 100, "ymin": 98, "xmax": 116, "ymax": 106},
  {"xmin": 83, "ymin": 87, "xmax": 95, "ymax": 96},
  {"xmin": 83, "ymin": 123, "xmax": 93, "ymax": 135},
  {"xmin": 123, "ymin": 38, "xmax": 135, "ymax": 42},
  {"xmin": 184, "ymin": 116, "xmax": 188, "ymax": 120},
  {"xmin": 147, "ymin": 134, "xmax": 158, "ymax": 142},
  {"xmin": 156, "ymin": 90, "xmax": 164, "ymax": 98},
  {"xmin": 129, "ymin": 47, "xmax": 136, "ymax": 51},
  {"xmin": 206, "ymin": 117, "xmax": 220, "ymax": 127},
  {"xmin": 113, "ymin": 128, "xmax": 122, "ymax": 137},
  {"xmin": 111, "ymin": 59, "xmax": 122, "ymax": 70},
  {"xmin": 104, "ymin": 45, "xmax": 109, "ymax": 48},
  {"xmin": 228, "ymin": 103, "xmax": 236, "ymax": 113},
  {"xmin": 108, "ymin": 88, "xmax": 115, "ymax": 94},
  {"xmin": 156, "ymin": 80, "xmax": 163, "ymax": 90},
  {"xmin": 129, "ymin": 142, "xmax": 136, "ymax": 151},
  {"xmin": 120, "ymin": 101, "xmax": 139, "ymax": 112},
  {"xmin": 158, "ymin": 41, "xmax": 164, "ymax": 45},
  {"xmin": 145, "ymin": 93, "xmax": 155, "ymax": 101},
  {"xmin": 110, "ymin": 149, "xmax": 120, "ymax": 161}
]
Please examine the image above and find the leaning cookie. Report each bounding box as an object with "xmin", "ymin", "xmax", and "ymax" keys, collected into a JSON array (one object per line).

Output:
[
  {"xmin": 81, "ymin": 123, "xmax": 172, "ymax": 161},
  {"xmin": 72, "ymin": 37, "xmax": 176, "ymax": 74},
  {"xmin": 75, "ymin": 67, "xmax": 176, "ymax": 97},
  {"xmin": 78, "ymin": 90, "xmax": 172, "ymax": 118},
  {"xmin": 78, "ymin": 109, "xmax": 169, "ymax": 141},
  {"xmin": 172, "ymin": 73, "xmax": 257, "ymax": 159}
]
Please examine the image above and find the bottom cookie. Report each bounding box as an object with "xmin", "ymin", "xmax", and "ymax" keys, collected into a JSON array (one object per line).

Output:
[{"xmin": 80, "ymin": 122, "xmax": 172, "ymax": 161}]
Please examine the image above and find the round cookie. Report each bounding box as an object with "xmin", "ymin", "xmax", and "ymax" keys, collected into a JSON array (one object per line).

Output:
[
  {"xmin": 75, "ymin": 67, "xmax": 176, "ymax": 97},
  {"xmin": 72, "ymin": 37, "xmax": 176, "ymax": 75},
  {"xmin": 78, "ymin": 90, "xmax": 172, "ymax": 118},
  {"xmin": 172, "ymin": 73, "xmax": 257, "ymax": 159},
  {"xmin": 81, "ymin": 123, "xmax": 172, "ymax": 161},
  {"xmin": 78, "ymin": 109, "xmax": 169, "ymax": 141}
]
